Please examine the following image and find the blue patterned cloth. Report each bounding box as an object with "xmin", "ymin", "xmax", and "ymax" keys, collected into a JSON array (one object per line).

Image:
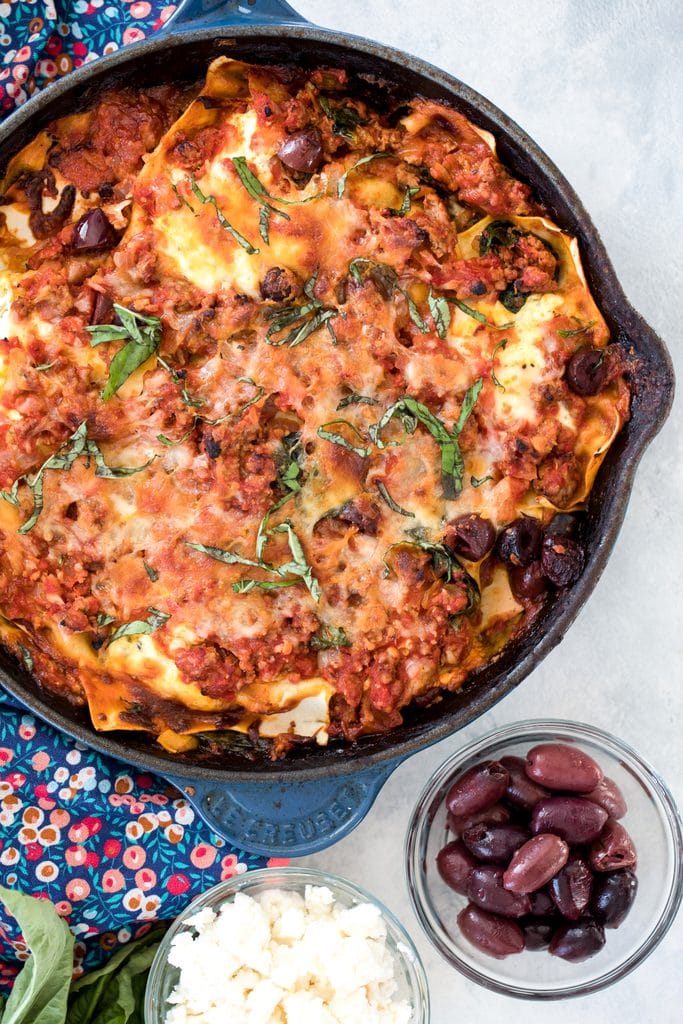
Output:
[
  {"xmin": 0, "ymin": 0, "xmax": 178, "ymax": 118},
  {"xmin": 0, "ymin": 689, "xmax": 276, "ymax": 987}
]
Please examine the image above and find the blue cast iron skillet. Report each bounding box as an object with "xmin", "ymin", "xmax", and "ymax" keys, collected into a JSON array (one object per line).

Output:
[{"xmin": 0, "ymin": 0, "xmax": 674, "ymax": 856}]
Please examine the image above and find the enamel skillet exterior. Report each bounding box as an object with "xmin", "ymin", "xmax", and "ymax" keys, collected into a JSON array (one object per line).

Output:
[{"xmin": 0, "ymin": 0, "xmax": 674, "ymax": 855}]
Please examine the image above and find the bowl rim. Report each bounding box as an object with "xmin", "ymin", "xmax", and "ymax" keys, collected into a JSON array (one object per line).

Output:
[
  {"xmin": 404, "ymin": 718, "xmax": 683, "ymax": 1000},
  {"xmin": 144, "ymin": 865, "xmax": 431, "ymax": 1023}
]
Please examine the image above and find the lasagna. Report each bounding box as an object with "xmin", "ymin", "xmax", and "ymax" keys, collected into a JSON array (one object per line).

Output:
[{"xmin": 0, "ymin": 58, "xmax": 631, "ymax": 756}]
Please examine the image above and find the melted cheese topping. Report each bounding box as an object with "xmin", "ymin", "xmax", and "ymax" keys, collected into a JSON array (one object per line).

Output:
[{"xmin": 0, "ymin": 58, "xmax": 630, "ymax": 755}]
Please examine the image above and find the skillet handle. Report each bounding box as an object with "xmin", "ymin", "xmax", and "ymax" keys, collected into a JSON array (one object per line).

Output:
[
  {"xmin": 164, "ymin": 760, "xmax": 400, "ymax": 857},
  {"xmin": 171, "ymin": 0, "xmax": 309, "ymax": 29}
]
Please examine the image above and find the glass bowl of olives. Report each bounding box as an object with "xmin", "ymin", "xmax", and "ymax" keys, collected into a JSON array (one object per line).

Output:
[{"xmin": 405, "ymin": 720, "xmax": 682, "ymax": 999}]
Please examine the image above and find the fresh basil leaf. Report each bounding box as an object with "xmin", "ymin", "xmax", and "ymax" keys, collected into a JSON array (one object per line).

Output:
[
  {"xmin": 370, "ymin": 384, "xmax": 482, "ymax": 500},
  {"xmin": 17, "ymin": 644, "xmax": 33, "ymax": 673},
  {"xmin": 189, "ymin": 177, "xmax": 259, "ymax": 254},
  {"xmin": 156, "ymin": 356, "xmax": 205, "ymax": 409},
  {"xmin": 96, "ymin": 613, "xmax": 115, "ymax": 627},
  {"xmin": 185, "ymin": 542, "xmax": 263, "ymax": 570},
  {"xmin": 157, "ymin": 428, "xmax": 194, "ymax": 447},
  {"xmin": 232, "ymin": 578, "xmax": 300, "ymax": 594},
  {"xmin": 336, "ymin": 392, "xmax": 379, "ymax": 410},
  {"xmin": 0, "ymin": 884, "xmax": 74, "ymax": 1024},
  {"xmin": 265, "ymin": 273, "xmax": 340, "ymax": 348},
  {"xmin": 450, "ymin": 296, "xmax": 514, "ymax": 330},
  {"xmin": 170, "ymin": 181, "xmax": 196, "ymax": 215},
  {"xmin": 491, "ymin": 338, "xmax": 508, "ymax": 391},
  {"xmin": 317, "ymin": 420, "xmax": 370, "ymax": 458},
  {"xmin": 376, "ymin": 480, "xmax": 414, "ymax": 518},
  {"xmin": 232, "ymin": 157, "xmax": 322, "ymax": 208},
  {"xmin": 470, "ymin": 473, "xmax": 493, "ymax": 488},
  {"xmin": 337, "ymin": 152, "xmax": 390, "ymax": 198},
  {"xmin": 258, "ymin": 205, "xmax": 270, "ymax": 244},
  {"xmin": 143, "ymin": 561, "xmax": 158, "ymax": 582},
  {"xmin": 87, "ymin": 304, "xmax": 163, "ymax": 401},
  {"xmin": 453, "ymin": 377, "xmax": 484, "ymax": 436},
  {"xmin": 34, "ymin": 361, "xmax": 56, "ymax": 372},
  {"xmin": 557, "ymin": 319, "xmax": 596, "ymax": 338},
  {"xmin": 387, "ymin": 185, "xmax": 420, "ymax": 217},
  {"xmin": 348, "ymin": 258, "xmax": 427, "ymax": 332},
  {"xmin": 427, "ymin": 288, "xmax": 451, "ymax": 339},
  {"xmin": 269, "ymin": 520, "xmax": 321, "ymax": 602},
  {"xmin": 3, "ymin": 423, "xmax": 150, "ymax": 534},
  {"xmin": 310, "ymin": 624, "xmax": 351, "ymax": 649},
  {"xmin": 67, "ymin": 927, "xmax": 164, "ymax": 1024},
  {"xmin": 106, "ymin": 608, "xmax": 170, "ymax": 648}
]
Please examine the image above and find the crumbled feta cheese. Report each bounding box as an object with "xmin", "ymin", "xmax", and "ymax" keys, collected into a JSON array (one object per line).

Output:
[{"xmin": 164, "ymin": 885, "xmax": 414, "ymax": 1024}]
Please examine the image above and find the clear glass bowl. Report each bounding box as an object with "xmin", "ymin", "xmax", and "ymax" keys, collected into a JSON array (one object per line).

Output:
[
  {"xmin": 145, "ymin": 866, "xmax": 430, "ymax": 1023},
  {"xmin": 405, "ymin": 719, "xmax": 683, "ymax": 999}
]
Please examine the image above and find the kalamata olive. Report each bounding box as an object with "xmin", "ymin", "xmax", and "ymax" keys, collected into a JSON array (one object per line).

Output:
[
  {"xmin": 509, "ymin": 561, "xmax": 547, "ymax": 601},
  {"xmin": 525, "ymin": 743, "xmax": 603, "ymax": 793},
  {"xmin": 496, "ymin": 516, "xmax": 542, "ymax": 567},
  {"xmin": 549, "ymin": 855, "xmax": 593, "ymax": 920},
  {"xmin": 584, "ymin": 777, "xmax": 628, "ymax": 819},
  {"xmin": 589, "ymin": 818, "xmax": 637, "ymax": 872},
  {"xmin": 462, "ymin": 823, "xmax": 530, "ymax": 865},
  {"xmin": 436, "ymin": 840, "xmax": 477, "ymax": 895},
  {"xmin": 445, "ymin": 761, "xmax": 509, "ymax": 819},
  {"xmin": 260, "ymin": 266, "xmax": 300, "ymax": 302},
  {"xmin": 565, "ymin": 347, "xmax": 608, "ymax": 396},
  {"xmin": 549, "ymin": 917, "xmax": 606, "ymax": 961},
  {"xmin": 71, "ymin": 208, "xmax": 118, "ymax": 253},
  {"xmin": 90, "ymin": 290, "xmax": 113, "ymax": 326},
  {"xmin": 500, "ymin": 755, "xmax": 550, "ymax": 811},
  {"xmin": 529, "ymin": 887, "xmax": 557, "ymax": 917},
  {"xmin": 591, "ymin": 869, "xmax": 638, "ymax": 928},
  {"xmin": 278, "ymin": 127, "xmax": 324, "ymax": 173},
  {"xmin": 448, "ymin": 803, "xmax": 511, "ymax": 834},
  {"xmin": 467, "ymin": 865, "xmax": 531, "ymax": 917},
  {"xmin": 503, "ymin": 834, "xmax": 569, "ymax": 894},
  {"xmin": 444, "ymin": 514, "xmax": 496, "ymax": 562},
  {"xmin": 457, "ymin": 904, "xmax": 525, "ymax": 958},
  {"xmin": 522, "ymin": 917, "xmax": 556, "ymax": 950},
  {"xmin": 531, "ymin": 796, "xmax": 608, "ymax": 844},
  {"xmin": 541, "ymin": 535, "xmax": 585, "ymax": 587}
]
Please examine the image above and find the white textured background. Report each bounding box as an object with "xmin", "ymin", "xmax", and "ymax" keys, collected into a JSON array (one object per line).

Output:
[{"xmin": 291, "ymin": 1, "xmax": 683, "ymax": 1021}]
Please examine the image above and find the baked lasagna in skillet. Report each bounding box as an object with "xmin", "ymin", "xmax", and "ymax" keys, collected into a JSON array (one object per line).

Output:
[{"xmin": 0, "ymin": 59, "xmax": 631, "ymax": 757}]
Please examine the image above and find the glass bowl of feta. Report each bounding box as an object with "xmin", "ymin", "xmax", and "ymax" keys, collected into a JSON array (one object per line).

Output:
[{"xmin": 144, "ymin": 866, "xmax": 430, "ymax": 1024}]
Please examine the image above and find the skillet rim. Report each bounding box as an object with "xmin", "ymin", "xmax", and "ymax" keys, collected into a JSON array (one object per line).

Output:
[{"xmin": 0, "ymin": 23, "xmax": 674, "ymax": 782}]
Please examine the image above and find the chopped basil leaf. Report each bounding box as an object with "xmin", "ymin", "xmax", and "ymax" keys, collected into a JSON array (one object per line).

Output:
[
  {"xmin": 337, "ymin": 152, "xmax": 390, "ymax": 198},
  {"xmin": 156, "ymin": 355, "xmax": 205, "ymax": 409},
  {"xmin": 310, "ymin": 624, "xmax": 351, "ymax": 649},
  {"xmin": 17, "ymin": 644, "xmax": 33, "ymax": 673},
  {"xmin": 471, "ymin": 473, "xmax": 493, "ymax": 488},
  {"xmin": 106, "ymin": 607, "xmax": 170, "ymax": 647},
  {"xmin": 87, "ymin": 304, "xmax": 162, "ymax": 400},
  {"xmin": 376, "ymin": 480, "xmax": 415, "ymax": 518},
  {"xmin": 171, "ymin": 180, "xmax": 197, "ymax": 214},
  {"xmin": 157, "ymin": 427, "xmax": 194, "ymax": 447},
  {"xmin": 319, "ymin": 96, "xmax": 367, "ymax": 138},
  {"xmin": 259, "ymin": 205, "xmax": 271, "ymax": 244},
  {"xmin": 34, "ymin": 361, "xmax": 56, "ymax": 372},
  {"xmin": 0, "ymin": 421, "xmax": 152, "ymax": 533},
  {"xmin": 336, "ymin": 392, "xmax": 379, "ymax": 410},
  {"xmin": 317, "ymin": 420, "xmax": 370, "ymax": 458},
  {"xmin": 233, "ymin": 156, "xmax": 322, "ymax": 208},
  {"xmin": 189, "ymin": 176, "xmax": 259, "ymax": 254},
  {"xmin": 388, "ymin": 185, "xmax": 420, "ymax": 217},
  {"xmin": 428, "ymin": 288, "xmax": 451, "ymax": 339},
  {"xmin": 558, "ymin": 319, "xmax": 596, "ymax": 338},
  {"xmin": 348, "ymin": 258, "xmax": 428, "ymax": 333},
  {"xmin": 369, "ymin": 384, "xmax": 482, "ymax": 500},
  {"xmin": 97, "ymin": 613, "xmax": 116, "ymax": 627},
  {"xmin": 450, "ymin": 297, "xmax": 514, "ymax": 330},
  {"xmin": 384, "ymin": 540, "xmax": 480, "ymax": 611},
  {"xmin": 187, "ymin": 512, "xmax": 320, "ymax": 602},
  {"xmin": 143, "ymin": 560, "xmax": 159, "ymax": 582},
  {"xmin": 491, "ymin": 337, "xmax": 508, "ymax": 390},
  {"xmin": 156, "ymin": 377, "xmax": 265, "ymax": 444},
  {"xmin": 265, "ymin": 270, "xmax": 341, "ymax": 348}
]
